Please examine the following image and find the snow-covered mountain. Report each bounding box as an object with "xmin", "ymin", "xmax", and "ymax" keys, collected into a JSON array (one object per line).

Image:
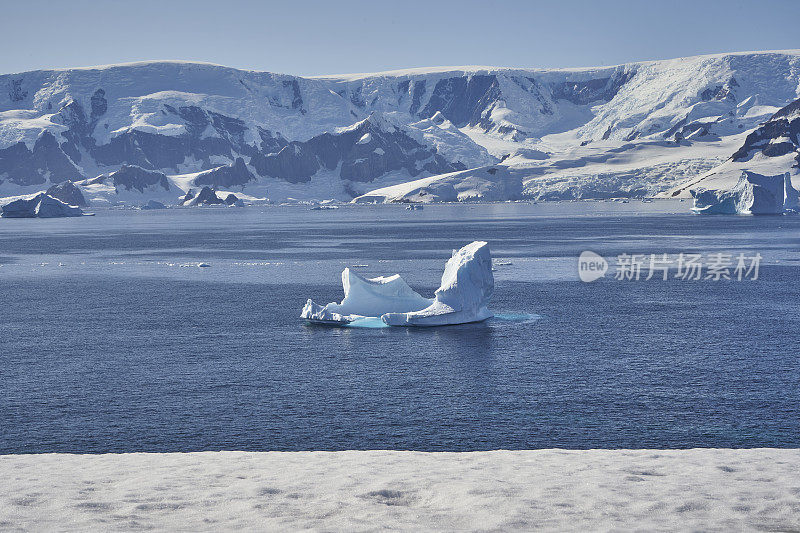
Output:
[{"xmin": 1, "ymin": 51, "xmax": 799, "ymax": 204}]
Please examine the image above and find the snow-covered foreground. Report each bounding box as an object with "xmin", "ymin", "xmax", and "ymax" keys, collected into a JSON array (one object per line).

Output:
[{"xmin": 2, "ymin": 449, "xmax": 799, "ymax": 531}]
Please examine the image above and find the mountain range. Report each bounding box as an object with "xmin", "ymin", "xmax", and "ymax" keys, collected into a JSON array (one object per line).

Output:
[{"xmin": 1, "ymin": 50, "xmax": 799, "ymax": 204}]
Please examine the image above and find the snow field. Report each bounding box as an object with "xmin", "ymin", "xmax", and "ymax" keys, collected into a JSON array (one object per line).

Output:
[{"xmin": 2, "ymin": 449, "xmax": 799, "ymax": 531}]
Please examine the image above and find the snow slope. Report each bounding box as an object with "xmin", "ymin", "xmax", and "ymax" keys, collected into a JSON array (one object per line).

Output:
[
  {"xmin": 1, "ymin": 51, "xmax": 800, "ymax": 203},
  {"xmin": 353, "ymin": 165, "xmax": 522, "ymax": 203},
  {"xmin": 2, "ymin": 449, "xmax": 799, "ymax": 531}
]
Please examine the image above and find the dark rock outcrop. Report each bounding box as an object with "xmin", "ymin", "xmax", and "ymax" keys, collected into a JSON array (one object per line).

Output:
[
  {"xmin": 194, "ymin": 158, "xmax": 255, "ymax": 188},
  {"xmin": 731, "ymin": 97, "xmax": 800, "ymax": 164},
  {"xmin": 46, "ymin": 181, "xmax": 88, "ymax": 207},
  {"xmin": 38, "ymin": 98, "xmax": 280, "ymax": 183},
  {"xmin": 8, "ymin": 78, "xmax": 27, "ymax": 102},
  {"xmin": 0, "ymin": 132, "xmax": 82, "ymax": 186},
  {"xmin": 181, "ymin": 186, "xmax": 225, "ymax": 206},
  {"xmin": 88, "ymin": 165, "xmax": 172, "ymax": 193},
  {"xmin": 223, "ymin": 193, "xmax": 244, "ymax": 207},
  {"xmin": 419, "ymin": 75, "xmax": 500, "ymax": 127},
  {"xmin": 551, "ymin": 70, "xmax": 634, "ymax": 105},
  {"xmin": 250, "ymin": 113, "xmax": 457, "ymax": 183}
]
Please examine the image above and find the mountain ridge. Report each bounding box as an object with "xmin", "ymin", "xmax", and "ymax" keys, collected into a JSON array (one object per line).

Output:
[
  {"xmin": 2, "ymin": 50, "xmax": 799, "ymax": 204},
  {"xmin": 6, "ymin": 48, "xmax": 799, "ymax": 78}
]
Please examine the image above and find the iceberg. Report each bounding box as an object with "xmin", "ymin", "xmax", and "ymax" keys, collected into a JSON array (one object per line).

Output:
[
  {"xmin": 301, "ymin": 269, "xmax": 431, "ymax": 324},
  {"xmin": 382, "ymin": 241, "xmax": 494, "ymax": 326},
  {"xmin": 301, "ymin": 241, "xmax": 494, "ymax": 327},
  {"xmin": 1, "ymin": 193, "xmax": 84, "ymax": 218},
  {"xmin": 690, "ymin": 171, "xmax": 799, "ymax": 215}
]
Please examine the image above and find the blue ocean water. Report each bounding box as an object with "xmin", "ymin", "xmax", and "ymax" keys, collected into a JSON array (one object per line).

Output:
[{"xmin": 1, "ymin": 202, "xmax": 799, "ymax": 453}]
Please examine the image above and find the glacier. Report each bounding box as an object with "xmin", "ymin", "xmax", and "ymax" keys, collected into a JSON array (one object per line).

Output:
[
  {"xmin": 690, "ymin": 171, "xmax": 799, "ymax": 215},
  {"xmin": 301, "ymin": 241, "xmax": 494, "ymax": 327}
]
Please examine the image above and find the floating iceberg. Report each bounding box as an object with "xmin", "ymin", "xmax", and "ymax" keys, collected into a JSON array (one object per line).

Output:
[
  {"xmin": 1, "ymin": 193, "xmax": 84, "ymax": 218},
  {"xmin": 301, "ymin": 269, "xmax": 431, "ymax": 324},
  {"xmin": 301, "ymin": 241, "xmax": 494, "ymax": 327},
  {"xmin": 690, "ymin": 171, "xmax": 799, "ymax": 215}
]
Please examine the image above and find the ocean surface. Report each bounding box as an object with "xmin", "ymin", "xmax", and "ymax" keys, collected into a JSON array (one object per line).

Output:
[{"xmin": 1, "ymin": 201, "xmax": 799, "ymax": 453}]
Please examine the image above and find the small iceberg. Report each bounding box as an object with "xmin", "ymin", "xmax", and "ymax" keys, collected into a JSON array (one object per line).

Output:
[
  {"xmin": 691, "ymin": 171, "xmax": 799, "ymax": 215},
  {"xmin": 301, "ymin": 241, "xmax": 494, "ymax": 327}
]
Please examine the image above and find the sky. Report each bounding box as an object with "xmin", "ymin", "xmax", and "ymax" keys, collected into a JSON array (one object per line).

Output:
[{"xmin": 2, "ymin": 0, "xmax": 799, "ymax": 75}]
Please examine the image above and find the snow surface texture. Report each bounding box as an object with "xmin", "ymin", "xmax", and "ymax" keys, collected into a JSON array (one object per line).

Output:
[
  {"xmin": 0, "ymin": 192, "xmax": 83, "ymax": 218},
  {"xmin": 691, "ymin": 171, "xmax": 799, "ymax": 214},
  {"xmin": 1, "ymin": 449, "xmax": 799, "ymax": 531},
  {"xmin": 2, "ymin": 51, "xmax": 800, "ymax": 204},
  {"xmin": 302, "ymin": 241, "xmax": 493, "ymax": 326}
]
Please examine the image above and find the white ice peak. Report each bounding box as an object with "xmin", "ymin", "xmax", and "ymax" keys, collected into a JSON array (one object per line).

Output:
[{"xmin": 301, "ymin": 241, "xmax": 494, "ymax": 327}]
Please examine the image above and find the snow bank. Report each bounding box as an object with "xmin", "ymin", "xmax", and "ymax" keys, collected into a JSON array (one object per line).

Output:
[
  {"xmin": 301, "ymin": 241, "xmax": 493, "ymax": 326},
  {"xmin": 1, "ymin": 449, "xmax": 799, "ymax": 531},
  {"xmin": 691, "ymin": 171, "xmax": 799, "ymax": 214}
]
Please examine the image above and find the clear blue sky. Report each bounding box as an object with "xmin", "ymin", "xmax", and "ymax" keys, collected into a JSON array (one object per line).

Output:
[{"xmin": 3, "ymin": 0, "xmax": 799, "ymax": 75}]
